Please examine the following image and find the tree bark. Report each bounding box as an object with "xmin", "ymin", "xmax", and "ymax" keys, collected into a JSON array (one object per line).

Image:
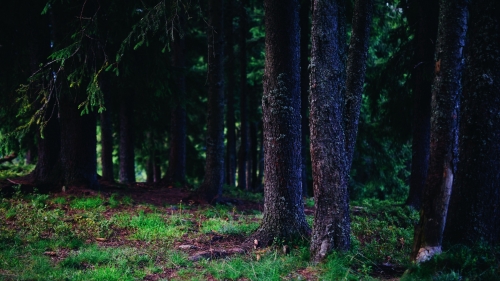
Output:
[
  {"xmin": 225, "ymin": 0, "xmax": 237, "ymax": 187},
  {"xmin": 310, "ymin": 0, "xmax": 372, "ymax": 262},
  {"xmin": 119, "ymin": 92, "xmax": 135, "ymax": 184},
  {"xmin": 59, "ymin": 89, "xmax": 98, "ymax": 188},
  {"xmin": 99, "ymin": 74, "xmax": 114, "ymax": 182},
  {"xmin": 166, "ymin": 6, "xmax": 187, "ymax": 187},
  {"xmin": 199, "ymin": 0, "xmax": 225, "ymax": 203},
  {"xmin": 237, "ymin": 0, "xmax": 250, "ymax": 190},
  {"xmin": 309, "ymin": 0, "xmax": 349, "ymax": 261},
  {"xmin": 251, "ymin": 0, "xmax": 310, "ymax": 246},
  {"xmin": 300, "ymin": 0, "xmax": 311, "ymax": 197},
  {"xmin": 31, "ymin": 96, "xmax": 61, "ymax": 187},
  {"xmin": 412, "ymin": 0, "xmax": 468, "ymax": 263},
  {"xmin": 405, "ymin": 0, "xmax": 439, "ymax": 210},
  {"xmin": 444, "ymin": 0, "xmax": 500, "ymax": 246}
]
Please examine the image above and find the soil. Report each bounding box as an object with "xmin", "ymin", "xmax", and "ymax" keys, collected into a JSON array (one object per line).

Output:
[{"xmin": 0, "ymin": 177, "xmax": 403, "ymax": 280}]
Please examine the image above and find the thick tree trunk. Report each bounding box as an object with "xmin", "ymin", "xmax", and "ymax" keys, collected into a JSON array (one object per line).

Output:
[
  {"xmin": 199, "ymin": 0, "xmax": 225, "ymax": 203},
  {"xmin": 300, "ymin": 0, "xmax": 311, "ymax": 197},
  {"xmin": 99, "ymin": 74, "xmax": 114, "ymax": 182},
  {"xmin": 405, "ymin": 0, "xmax": 439, "ymax": 210},
  {"xmin": 444, "ymin": 0, "xmax": 500, "ymax": 246},
  {"xmin": 251, "ymin": 0, "xmax": 310, "ymax": 246},
  {"xmin": 167, "ymin": 7, "xmax": 187, "ymax": 187},
  {"xmin": 237, "ymin": 0, "xmax": 250, "ymax": 190},
  {"xmin": 412, "ymin": 0, "xmax": 468, "ymax": 263},
  {"xmin": 225, "ymin": 0, "xmax": 237, "ymax": 187},
  {"xmin": 59, "ymin": 90, "xmax": 98, "ymax": 188},
  {"xmin": 119, "ymin": 93, "xmax": 135, "ymax": 184},
  {"xmin": 310, "ymin": 0, "xmax": 372, "ymax": 262},
  {"xmin": 31, "ymin": 95, "xmax": 61, "ymax": 187},
  {"xmin": 309, "ymin": 0, "xmax": 349, "ymax": 261}
]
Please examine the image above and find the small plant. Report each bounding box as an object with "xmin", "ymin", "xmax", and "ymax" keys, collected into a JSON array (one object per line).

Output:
[{"xmin": 70, "ymin": 196, "xmax": 105, "ymax": 210}]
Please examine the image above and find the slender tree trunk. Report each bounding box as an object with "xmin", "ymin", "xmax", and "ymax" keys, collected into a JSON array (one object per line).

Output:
[
  {"xmin": 444, "ymin": 0, "xmax": 500, "ymax": 246},
  {"xmin": 412, "ymin": 0, "xmax": 468, "ymax": 263},
  {"xmin": 249, "ymin": 118, "xmax": 258, "ymax": 190},
  {"xmin": 251, "ymin": 0, "xmax": 310, "ymax": 246},
  {"xmin": 238, "ymin": 0, "xmax": 250, "ymax": 190},
  {"xmin": 199, "ymin": 0, "xmax": 225, "ymax": 203},
  {"xmin": 153, "ymin": 154, "xmax": 162, "ymax": 183},
  {"xmin": 99, "ymin": 74, "xmax": 114, "ymax": 182},
  {"xmin": 167, "ymin": 6, "xmax": 187, "ymax": 187},
  {"xmin": 119, "ymin": 92, "xmax": 135, "ymax": 184},
  {"xmin": 300, "ymin": 0, "xmax": 311, "ymax": 197},
  {"xmin": 405, "ymin": 0, "xmax": 439, "ymax": 210},
  {"xmin": 310, "ymin": 0, "xmax": 372, "ymax": 262},
  {"xmin": 225, "ymin": 0, "xmax": 237, "ymax": 187}
]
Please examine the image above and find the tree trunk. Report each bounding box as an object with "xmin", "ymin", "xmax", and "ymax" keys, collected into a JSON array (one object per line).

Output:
[
  {"xmin": 153, "ymin": 154, "xmax": 162, "ymax": 183},
  {"xmin": 309, "ymin": 0, "xmax": 349, "ymax": 261},
  {"xmin": 251, "ymin": 0, "xmax": 310, "ymax": 246},
  {"xmin": 344, "ymin": 0, "xmax": 373, "ymax": 169},
  {"xmin": 31, "ymin": 95, "xmax": 61, "ymax": 187},
  {"xmin": 444, "ymin": 0, "xmax": 500, "ymax": 246},
  {"xmin": 300, "ymin": 0, "xmax": 311, "ymax": 197},
  {"xmin": 405, "ymin": 0, "xmax": 439, "ymax": 210},
  {"xmin": 59, "ymin": 89, "xmax": 98, "ymax": 188},
  {"xmin": 237, "ymin": 0, "xmax": 250, "ymax": 190},
  {"xmin": 225, "ymin": 0, "xmax": 237, "ymax": 187},
  {"xmin": 99, "ymin": 74, "xmax": 114, "ymax": 182},
  {"xmin": 119, "ymin": 92, "xmax": 135, "ymax": 184},
  {"xmin": 310, "ymin": 0, "xmax": 372, "ymax": 262},
  {"xmin": 412, "ymin": 0, "xmax": 468, "ymax": 263},
  {"xmin": 166, "ymin": 6, "xmax": 187, "ymax": 187},
  {"xmin": 249, "ymin": 118, "xmax": 258, "ymax": 190},
  {"xmin": 199, "ymin": 0, "xmax": 225, "ymax": 203}
]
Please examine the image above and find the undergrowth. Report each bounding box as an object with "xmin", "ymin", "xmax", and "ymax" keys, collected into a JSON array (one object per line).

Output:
[{"xmin": 0, "ymin": 187, "xmax": 497, "ymax": 280}]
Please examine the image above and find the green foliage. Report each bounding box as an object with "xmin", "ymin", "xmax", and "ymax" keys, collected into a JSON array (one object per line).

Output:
[
  {"xmin": 350, "ymin": 0, "xmax": 414, "ymax": 201},
  {"xmin": 402, "ymin": 243, "xmax": 500, "ymax": 281},
  {"xmin": 70, "ymin": 196, "xmax": 105, "ymax": 210},
  {"xmin": 0, "ymin": 163, "xmax": 34, "ymax": 181},
  {"xmin": 113, "ymin": 211, "xmax": 191, "ymax": 241}
]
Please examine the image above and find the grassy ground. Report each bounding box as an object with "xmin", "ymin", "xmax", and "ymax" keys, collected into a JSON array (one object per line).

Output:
[{"xmin": 0, "ymin": 165, "xmax": 498, "ymax": 280}]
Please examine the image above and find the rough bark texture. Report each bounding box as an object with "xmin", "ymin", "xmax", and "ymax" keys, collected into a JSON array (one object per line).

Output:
[
  {"xmin": 444, "ymin": 0, "xmax": 500, "ymax": 246},
  {"xmin": 167, "ymin": 7, "xmax": 187, "ymax": 186},
  {"xmin": 300, "ymin": 0, "xmax": 311, "ymax": 197},
  {"xmin": 251, "ymin": 0, "xmax": 310, "ymax": 246},
  {"xmin": 412, "ymin": 0, "xmax": 468, "ymax": 263},
  {"xmin": 344, "ymin": 0, "xmax": 373, "ymax": 171},
  {"xmin": 309, "ymin": 0, "xmax": 349, "ymax": 261},
  {"xmin": 31, "ymin": 96, "xmax": 61, "ymax": 187},
  {"xmin": 310, "ymin": 0, "xmax": 372, "ymax": 262},
  {"xmin": 99, "ymin": 75, "xmax": 114, "ymax": 182},
  {"xmin": 199, "ymin": 0, "xmax": 225, "ymax": 203},
  {"xmin": 225, "ymin": 0, "xmax": 237, "ymax": 187},
  {"xmin": 237, "ymin": 0, "xmax": 250, "ymax": 190},
  {"xmin": 59, "ymin": 90, "xmax": 98, "ymax": 188},
  {"xmin": 405, "ymin": 0, "xmax": 439, "ymax": 210},
  {"xmin": 119, "ymin": 93, "xmax": 135, "ymax": 184}
]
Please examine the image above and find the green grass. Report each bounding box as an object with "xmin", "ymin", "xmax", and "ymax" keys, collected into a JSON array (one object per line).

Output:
[
  {"xmin": 113, "ymin": 211, "xmax": 192, "ymax": 241},
  {"xmin": 0, "ymin": 186, "xmax": 497, "ymax": 280},
  {"xmin": 70, "ymin": 196, "xmax": 105, "ymax": 210},
  {"xmin": 402, "ymin": 243, "xmax": 500, "ymax": 281}
]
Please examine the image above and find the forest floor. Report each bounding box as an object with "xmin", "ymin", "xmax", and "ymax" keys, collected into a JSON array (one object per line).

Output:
[{"xmin": 0, "ymin": 170, "xmax": 498, "ymax": 280}]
